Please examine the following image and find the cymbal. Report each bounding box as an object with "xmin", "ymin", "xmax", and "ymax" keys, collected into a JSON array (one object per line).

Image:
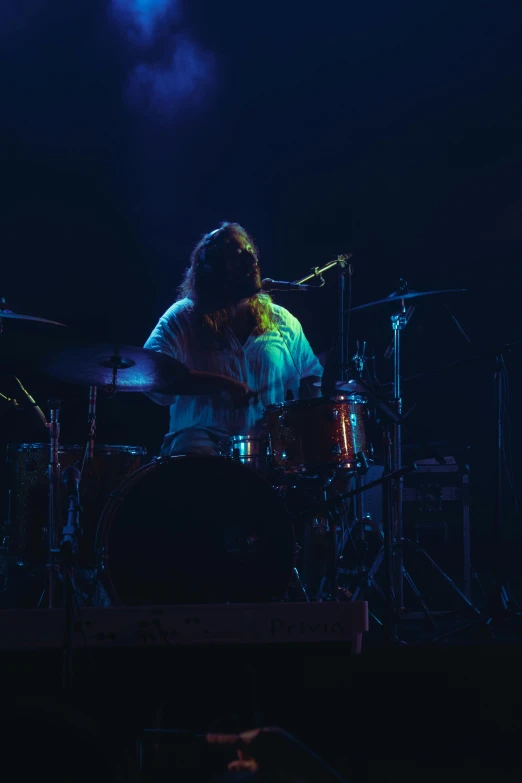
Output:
[
  {"xmin": 312, "ymin": 379, "xmax": 369, "ymax": 394},
  {"xmin": 347, "ymin": 288, "xmax": 467, "ymax": 313},
  {"xmin": 40, "ymin": 342, "xmax": 190, "ymax": 392},
  {"xmin": 0, "ymin": 307, "xmax": 66, "ymax": 327}
]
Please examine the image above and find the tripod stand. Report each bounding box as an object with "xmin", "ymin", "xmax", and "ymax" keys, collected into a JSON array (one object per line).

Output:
[{"xmin": 345, "ymin": 424, "xmax": 478, "ymax": 636}]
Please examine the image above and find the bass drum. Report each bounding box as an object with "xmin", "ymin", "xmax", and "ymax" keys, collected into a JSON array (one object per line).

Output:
[{"xmin": 95, "ymin": 455, "xmax": 295, "ymax": 606}]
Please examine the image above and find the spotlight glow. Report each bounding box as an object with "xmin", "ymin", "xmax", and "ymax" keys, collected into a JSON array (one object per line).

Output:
[
  {"xmin": 111, "ymin": 0, "xmax": 179, "ymax": 44},
  {"xmin": 111, "ymin": 0, "xmax": 215, "ymax": 115},
  {"xmin": 128, "ymin": 35, "xmax": 215, "ymax": 113}
]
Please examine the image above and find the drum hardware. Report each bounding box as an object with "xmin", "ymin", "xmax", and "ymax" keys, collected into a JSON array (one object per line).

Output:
[
  {"xmin": 352, "ymin": 340, "xmax": 367, "ymax": 378},
  {"xmin": 60, "ymin": 464, "xmax": 82, "ymax": 688},
  {"xmin": 333, "ymin": 368, "xmax": 481, "ymax": 633},
  {"xmin": 220, "ymin": 434, "xmax": 271, "ymax": 475},
  {"xmin": 346, "ymin": 280, "xmax": 469, "ymax": 614},
  {"xmin": 351, "ymin": 451, "xmax": 371, "ymax": 544},
  {"xmin": 323, "ymin": 452, "xmax": 418, "ymax": 641},
  {"xmin": 84, "ymin": 385, "xmax": 97, "ymax": 468},
  {"xmin": 45, "ymin": 398, "xmax": 61, "ymax": 609}
]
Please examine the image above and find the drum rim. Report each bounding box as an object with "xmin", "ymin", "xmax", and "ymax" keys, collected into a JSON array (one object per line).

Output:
[
  {"xmin": 7, "ymin": 442, "xmax": 147, "ymax": 454},
  {"xmin": 264, "ymin": 395, "xmax": 367, "ymax": 411},
  {"xmin": 225, "ymin": 434, "xmax": 269, "ymax": 443}
]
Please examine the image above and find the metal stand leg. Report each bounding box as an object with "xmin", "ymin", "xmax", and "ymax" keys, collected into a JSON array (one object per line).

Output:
[
  {"xmin": 405, "ymin": 539, "xmax": 480, "ymax": 614},
  {"xmin": 292, "ymin": 566, "xmax": 310, "ymax": 602},
  {"xmin": 401, "ymin": 567, "xmax": 438, "ymax": 631},
  {"xmin": 46, "ymin": 399, "xmax": 61, "ymax": 609},
  {"xmin": 391, "ymin": 311, "xmax": 405, "ymax": 613}
]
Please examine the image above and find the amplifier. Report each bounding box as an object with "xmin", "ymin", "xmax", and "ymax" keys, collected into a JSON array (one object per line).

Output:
[{"xmin": 402, "ymin": 456, "xmax": 471, "ymax": 601}]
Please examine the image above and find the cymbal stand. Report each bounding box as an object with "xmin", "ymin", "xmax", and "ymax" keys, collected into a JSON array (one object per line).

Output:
[
  {"xmin": 79, "ymin": 385, "xmax": 97, "ymax": 477},
  {"xmin": 60, "ymin": 464, "xmax": 81, "ymax": 688},
  {"xmin": 389, "ymin": 281, "xmax": 416, "ymax": 611},
  {"xmin": 343, "ymin": 371, "xmax": 480, "ymax": 632},
  {"xmin": 45, "ymin": 399, "xmax": 61, "ymax": 609}
]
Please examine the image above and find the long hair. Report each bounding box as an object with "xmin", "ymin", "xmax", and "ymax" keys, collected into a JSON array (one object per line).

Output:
[{"xmin": 177, "ymin": 222, "xmax": 275, "ymax": 335}]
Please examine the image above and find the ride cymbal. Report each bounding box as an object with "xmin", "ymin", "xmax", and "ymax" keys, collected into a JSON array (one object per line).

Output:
[{"xmin": 347, "ymin": 288, "xmax": 467, "ymax": 313}]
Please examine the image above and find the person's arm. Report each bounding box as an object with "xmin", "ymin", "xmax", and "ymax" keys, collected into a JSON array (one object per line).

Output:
[
  {"xmin": 292, "ymin": 318, "xmax": 323, "ymax": 400},
  {"xmin": 144, "ymin": 303, "xmax": 257, "ymax": 406},
  {"xmin": 166, "ymin": 369, "xmax": 258, "ymax": 406},
  {"xmin": 143, "ymin": 306, "xmax": 188, "ymax": 406}
]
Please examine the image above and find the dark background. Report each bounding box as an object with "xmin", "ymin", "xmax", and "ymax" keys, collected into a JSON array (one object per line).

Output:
[{"xmin": 1, "ymin": 0, "xmax": 522, "ymax": 585}]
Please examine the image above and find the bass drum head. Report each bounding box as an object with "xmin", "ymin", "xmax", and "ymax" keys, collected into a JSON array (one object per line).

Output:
[{"xmin": 96, "ymin": 455, "xmax": 295, "ymax": 606}]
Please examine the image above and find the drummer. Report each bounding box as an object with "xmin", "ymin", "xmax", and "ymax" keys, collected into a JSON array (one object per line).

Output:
[{"xmin": 144, "ymin": 222, "xmax": 323, "ymax": 455}]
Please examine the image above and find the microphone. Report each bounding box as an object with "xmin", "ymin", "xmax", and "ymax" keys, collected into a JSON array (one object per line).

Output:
[
  {"xmin": 12, "ymin": 377, "xmax": 48, "ymax": 430},
  {"xmin": 261, "ymin": 279, "xmax": 313, "ymax": 292}
]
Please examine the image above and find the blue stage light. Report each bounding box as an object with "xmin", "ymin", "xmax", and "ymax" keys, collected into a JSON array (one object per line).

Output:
[
  {"xmin": 111, "ymin": 0, "xmax": 179, "ymax": 44},
  {"xmin": 111, "ymin": 0, "xmax": 215, "ymax": 115}
]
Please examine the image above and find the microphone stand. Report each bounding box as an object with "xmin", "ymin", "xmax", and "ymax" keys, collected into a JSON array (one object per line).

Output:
[
  {"xmin": 293, "ymin": 254, "xmax": 352, "ymax": 287},
  {"xmin": 294, "ymin": 254, "xmax": 352, "ymax": 385}
]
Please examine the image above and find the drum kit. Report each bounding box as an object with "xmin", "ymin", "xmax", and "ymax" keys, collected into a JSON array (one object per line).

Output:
[{"xmin": 0, "ymin": 281, "xmax": 476, "ymax": 632}]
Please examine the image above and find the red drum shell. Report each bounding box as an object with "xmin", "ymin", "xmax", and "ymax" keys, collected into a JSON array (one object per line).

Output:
[{"xmin": 264, "ymin": 396, "xmax": 368, "ymax": 473}]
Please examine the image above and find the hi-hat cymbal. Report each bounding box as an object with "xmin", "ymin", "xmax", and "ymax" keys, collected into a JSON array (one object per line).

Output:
[
  {"xmin": 313, "ymin": 379, "xmax": 369, "ymax": 394},
  {"xmin": 40, "ymin": 342, "xmax": 190, "ymax": 393},
  {"xmin": 346, "ymin": 288, "xmax": 467, "ymax": 313},
  {"xmin": 0, "ymin": 307, "xmax": 66, "ymax": 327}
]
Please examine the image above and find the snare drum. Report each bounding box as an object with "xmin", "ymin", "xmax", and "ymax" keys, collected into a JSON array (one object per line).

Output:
[
  {"xmin": 220, "ymin": 434, "xmax": 270, "ymax": 474},
  {"xmin": 5, "ymin": 443, "xmax": 146, "ymax": 568},
  {"xmin": 264, "ymin": 395, "xmax": 368, "ymax": 473}
]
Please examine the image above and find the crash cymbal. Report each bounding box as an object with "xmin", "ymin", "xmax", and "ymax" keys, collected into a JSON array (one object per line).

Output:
[
  {"xmin": 40, "ymin": 341, "xmax": 189, "ymax": 393},
  {"xmin": 0, "ymin": 307, "xmax": 66, "ymax": 327},
  {"xmin": 346, "ymin": 288, "xmax": 467, "ymax": 313}
]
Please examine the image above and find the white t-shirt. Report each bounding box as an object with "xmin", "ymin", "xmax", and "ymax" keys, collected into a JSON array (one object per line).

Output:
[{"xmin": 144, "ymin": 297, "xmax": 323, "ymax": 451}]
